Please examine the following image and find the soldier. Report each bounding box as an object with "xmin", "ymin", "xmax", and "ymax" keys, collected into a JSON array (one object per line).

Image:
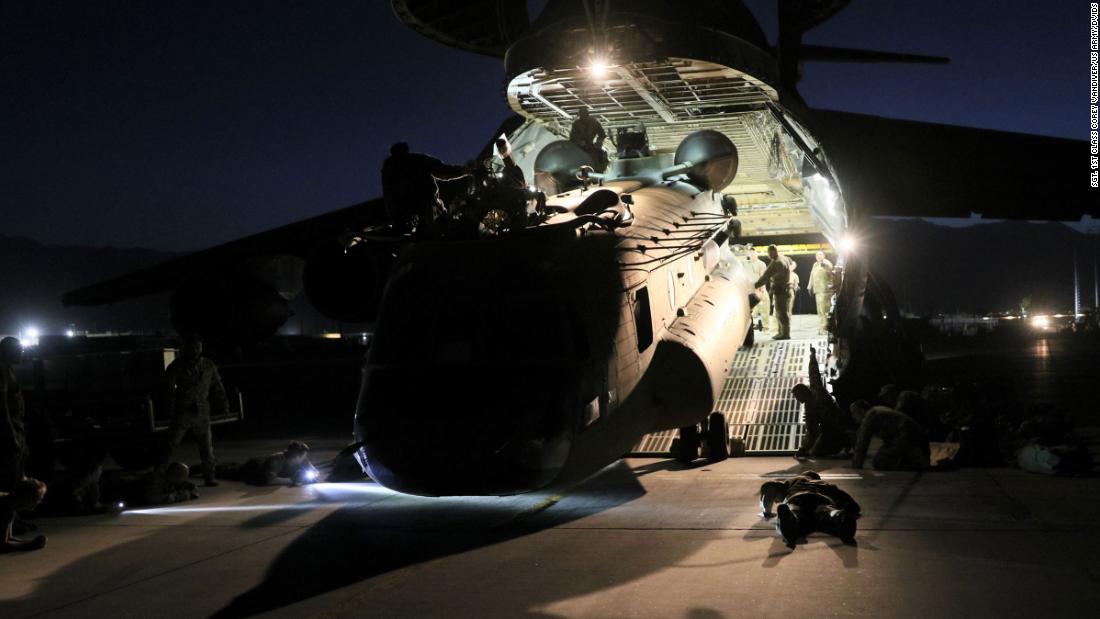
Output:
[
  {"xmin": 759, "ymin": 471, "xmax": 860, "ymax": 548},
  {"xmin": 163, "ymin": 336, "xmax": 228, "ymax": 487},
  {"xmin": 1, "ymin": 337, "xmax": 28, "ymax": 484},
  {"xmin": 216, "ymin": 441, "xmax": 319, "ymax": 486},
  {"xmin": 1, "ymin": 337, "xmax": 47, "ymax": 552},
  {"xmin": 753, "ymin": 245, "xmax": 796, "ymax": 340},
  {"xmin": 848, "ymin": 400, "xmax": 931, "ymax": 470},
  {"xmin": 99, "ymin": 462, "xmax": 198, "ymax": 507},
  {"xmin": 381, "ymin": 142, "xmax": 472, "ymax": 238},
  {"xmin": 791, "ymin": 346, "xmax": 850, "ymax": 458},
  {"xmin": 789, "ymin": 265, "xmax": 801, "ymax": 316},
  {"xmin": 745, "ymin": 246, "xmax": 770, "ymax": 331},
  {"xmin": 1, "ymin": 478, "xmax": 47, "ymax": 552},
  {"xmin": 568, "ymin": 108, "xmax": 607, "ymax": 170},
  {"xmin": 808, "ymin": 250, "xmax": 835, "ymax": 333}
]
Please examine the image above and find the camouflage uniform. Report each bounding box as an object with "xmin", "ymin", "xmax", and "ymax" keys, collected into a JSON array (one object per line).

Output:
[
  {"xmin": 809, "ymin": 259, "xmax": 835, "ymax": 332},
  {"xmin": 799, "ymin": 348, "xmax": 850, "ymax": 457},
  {"xmin": 745, "ymin": 255, "xmax": 771, "ymax": 330},
  {"xmin": 754, "ymin": 254, "xmax": 795, "ymax": 338},
  {"xmin": 165, "ymin": 356, "xmax": 228, "ymax": 480},
  {"xmin": 381, "ymin": 151, "xmax": 469, "ymax": 237},
  {"xmin": 851, "ymin": 406, "xmax": 930, "ymax": 470},
  {"xmin": 760, "ymin": 474, "xmax": 860, "ymax": 544},
  {"xmin": 0, "ymin": 365, "xmax": 27, "ymax": 488}
]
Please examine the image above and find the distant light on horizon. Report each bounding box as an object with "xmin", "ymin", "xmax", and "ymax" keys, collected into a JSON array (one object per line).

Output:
[{"xmin": 21, "ymin": 327, "xmax": 40, "ymax": 347}]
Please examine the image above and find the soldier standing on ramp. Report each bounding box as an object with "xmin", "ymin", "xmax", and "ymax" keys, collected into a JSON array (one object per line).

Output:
[
  {"xmin": 808, "ymin": 250, "xmax": 835, "ymax": 334},
  {"xmin": 754, "ymin": 244, "xmax": 796, "ymax": 340}
]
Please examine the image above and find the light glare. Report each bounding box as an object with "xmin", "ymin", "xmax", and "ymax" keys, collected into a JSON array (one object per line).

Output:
[{"xmin": 589, "ymin": 59, "xmax": 609, "ymax": 78}]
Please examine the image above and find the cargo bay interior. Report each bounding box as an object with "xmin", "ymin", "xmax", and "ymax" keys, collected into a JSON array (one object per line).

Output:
[{"xmin": 504, "ymin": 57, "xmax": 844, "ymax": 454}]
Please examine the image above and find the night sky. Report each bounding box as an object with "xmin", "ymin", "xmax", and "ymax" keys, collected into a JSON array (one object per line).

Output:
[{"xmin": 1, "ymin": 1, "xmax": 1088, "ymax": 251}]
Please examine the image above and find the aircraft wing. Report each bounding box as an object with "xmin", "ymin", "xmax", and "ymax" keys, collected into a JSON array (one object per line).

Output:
[
  {"xmin": 62, "ymin": 199, "xmax": 385, "ymax": 306},
  {"xmin": 810, "ymin": 110, "xmax": 1096, "ymax": 222}
]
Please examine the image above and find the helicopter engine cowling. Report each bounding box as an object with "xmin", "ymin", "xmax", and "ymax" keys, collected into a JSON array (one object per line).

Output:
[
  {"xmin": 302, "ymin": 240, "xmax": 394, "ymax": 324},
  {"xmin": 533, "ymin": 139, "xmax": 595, "ymax": 193},
  {"xmin": 674, "ymin": 129, "xmax": 740, "ymax": 191},
  {"xmin": 170, "ymin": 277, "xmax": 289, "ymax": 341}
]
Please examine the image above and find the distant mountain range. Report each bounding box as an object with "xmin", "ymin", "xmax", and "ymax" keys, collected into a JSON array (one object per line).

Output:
[
  {"xmin": 864, "ymin": 219, "xmax": 1099, "ymax": 316},
  {"xmin": 0, "ymin": 236, "xmax": 175, "ymax": 337},
  {"xmin": 2, "ymin": 219, "xmax": 1098, "ymax": 337}
]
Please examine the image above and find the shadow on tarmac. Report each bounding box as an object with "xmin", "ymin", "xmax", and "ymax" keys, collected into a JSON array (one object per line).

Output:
[
  {"xmin": 14, "ymin": 462, "xmax": 668, "ymax": 617},
  {"xmin": 211, "ymin": 461, "xmax": 655, "ymax": 617}
]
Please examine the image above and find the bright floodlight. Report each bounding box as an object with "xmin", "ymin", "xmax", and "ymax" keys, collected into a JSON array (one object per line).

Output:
[
  {"xmin": 66, "ymin": 329, "xmax": 75, "ymax": 338},
  {"xmin": 840, "ymin": 235, "xmax": 858, "ymax": 254},
  {"xmin": 1031, "ymin": 315, "xmax": 1050, "ymax": 329},
  {"xmin": 589, "ymin": 58, "xmax": 609, "ymax": 78},
  {"xmin": 305, "ymin": 469, "xmax": 318, "ymax": 482},
  {"xmin": 21, "ymin": 327, "xmax": 40, "ymax": 347}
]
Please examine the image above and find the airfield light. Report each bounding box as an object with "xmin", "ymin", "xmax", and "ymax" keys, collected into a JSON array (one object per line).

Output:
[{"xmin": 21, "ymin": 327, "xmax": 40, "ymax": 347}]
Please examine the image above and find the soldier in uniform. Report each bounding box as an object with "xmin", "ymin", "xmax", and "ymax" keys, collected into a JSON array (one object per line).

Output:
[
  {"xmin": 381, "ymin": 142, "xmax": 472, "ymax": 238},
  {"xmin": 849, "ymin": 400, "xmax": 931, "ymax": 470},
  {"xmin": 163, "ymin": 336, "xmax": 229, "ymax": 487},
  {"xmin": 1, "ymin": 336, "xmax": 47, "ymax": 552},
  {"xmin": 754, "ymin": 245, "xmax": 796, "ymax": 340},
  {"xmin": 791, "ymin": 346, "xmax": 850, "ymax": 458},
  {"xmin": 745, "ymin": 246, "xmax": 770, "ymax": 332},
  {"xmin": 216, "ymin": 440, "xmax": 319, "ymax": 486},
  {"xmin": 759, "ymin": 471, "xmax": 860, "ymax": 548},
  {"xmin": 101, "ymin": 462, "xmax": 198, "ymax": 507},
  {"xmin": 568, "ymin": 108, "xmax": 608, "ymax": 171},
  {"xmin": 808, "ymin": 251, "xmax": 835, "ymax": 333}
]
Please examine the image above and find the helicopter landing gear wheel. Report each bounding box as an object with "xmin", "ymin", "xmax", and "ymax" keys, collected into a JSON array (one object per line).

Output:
[
  {"xmin": 705, "ymin": 412, "xmax": 729, "ymax": 462},
  {"xmin": 674, "ymin": 424, "xmax": 701, "ymax": 463}
]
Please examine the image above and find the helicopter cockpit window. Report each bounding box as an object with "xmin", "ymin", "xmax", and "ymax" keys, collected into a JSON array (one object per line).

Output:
[{"xmin": 633, "ymin": 287, "xmax": 654, "ymax": 352}]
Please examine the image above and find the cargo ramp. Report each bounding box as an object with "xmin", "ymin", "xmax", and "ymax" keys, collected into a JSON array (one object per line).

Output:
[{"xmin": 632, "ymin": 314, "xmax": 828, "ymax": 456}]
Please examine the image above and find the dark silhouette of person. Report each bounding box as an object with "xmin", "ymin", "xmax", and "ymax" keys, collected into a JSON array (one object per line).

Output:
[
  {"xmin": 792, "ymin": 346, "xmax": 850, "ymax": 457},
  {"xmin": 849, "ymin": 400, "xmax": 930, "ymax": 470},
  {"xmin": 36, "ymin": 445, "xmax": 106, "ymax": 516},
  {"xmin": 759, "ymin": 471, "xmax": 860, "ymax": 548},
  {"xmin": 216, "ymin": 441, "xmax": 318, "ymax": 486},
  {"xmin": 568, "ymin": 108, "xmax": 608, "ymax": 170},
  {"xmin": 162, "ymin": 336, "xmax": 228, "ymax": 487},
  {"xmin": 1, "ymin": 478, "xmax": 47, "ymax": 552},
  {"xmin": 754, "ymin": 245, "xmax": 795, "ymax": 340},
  {"xmin": 100, "ymin": 462, "xmax": 198, "ymax": 507},
  {"xmin": 1, "ymin": 336, "xmax": 47, "ymax": 552},
  {"xmin": 381, "ymin": 142, "xmax": 471, "ymax": 238}
]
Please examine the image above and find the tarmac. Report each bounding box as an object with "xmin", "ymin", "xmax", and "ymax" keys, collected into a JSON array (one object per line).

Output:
[{"xmin": 3, "ymin": 440, "xmax": 1099, "ymax": 618}]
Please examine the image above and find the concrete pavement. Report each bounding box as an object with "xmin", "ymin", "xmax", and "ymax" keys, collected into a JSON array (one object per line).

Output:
[{"xmin": 3, "ymin": 452, "xmax": 1098, "ymax": 618}]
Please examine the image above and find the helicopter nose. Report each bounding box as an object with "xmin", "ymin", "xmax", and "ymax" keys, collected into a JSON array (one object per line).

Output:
[{"xmin": 355, "ymin": 366, "xmax": 573, "ymax": 496}]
